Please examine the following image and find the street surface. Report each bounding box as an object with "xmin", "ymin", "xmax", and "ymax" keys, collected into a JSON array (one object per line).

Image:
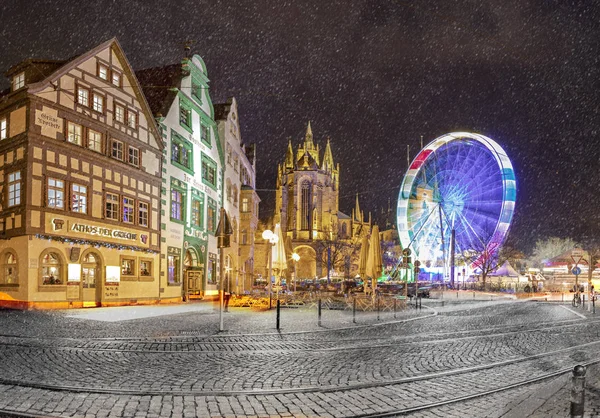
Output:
[{"xmin": 0, "ymin": 292, "xmax": 598, "ymax": 417}]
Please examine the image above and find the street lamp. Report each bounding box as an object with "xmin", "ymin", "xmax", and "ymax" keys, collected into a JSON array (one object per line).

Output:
[
  {"xmin": 262, "ymin": 229, "xmax": 279, "ymax": 309},
  {"xmin": 292, "ymin": 252, "xmax": 300, "ymax": 292}
]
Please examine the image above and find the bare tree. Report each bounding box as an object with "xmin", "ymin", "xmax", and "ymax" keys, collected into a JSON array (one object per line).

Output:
[{"xmin": 313, "ymin": 236, "xmax": 362, "ymax": 280}]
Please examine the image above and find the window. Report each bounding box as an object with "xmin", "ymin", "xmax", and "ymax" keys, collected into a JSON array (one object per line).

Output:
[
  {"xmin": 138, "ymin": 202, "xmax": 149, "ymax": 227},
  {"xmin": 98, "ymin": 64, "xmax": 108, "ymax": 80},
  {"xmin": 105, "ymin": 193, "xmax": 119, "ymax": 220},
  {"xmin": 191, "ymin": 198, "xmax": 202, "ymax": 228},
  {"xmin": 112, "ymin": 71, "xmax": 121, "ymax": 87},
  {"xmin": 226, "ymin": 181, "xmax": 232, "ymax": 202},
  {"xmin": 180, "ymin": 106, "xmax": 191, "ymax": 128},
  {"xmin": 121, "ymin": 257, "xmax": 135, "ymax": 276},
  {"xmin": 170, "ymin": 132, "xmax": 192, "ymax": 171},
  {"xmin": 88, "ymin": 129, "xmax": 102, "ymax": 152},
  {"xmin": 192, "ymin": 82, "xmax": 202, "ymax": 101},
  {"xmin": 47, "ymin": 178, "xmax": 65, "ymax": 209},
  {"xmin": 7, "ymin": 171, "xmax": 20, "ymax": 207},
  {"xmin": 207, "ymin": 200, "xmax": 216, "ymax": 234},
  {"xmin": 233, "ymin": 186, "xmax": 238, "ymax": 207},
  {"xmin": 123, "ymin": 197, "xmax": 134, "ymax": 223},
  {"xmin": 242, "ymin": 198, "xmax": 249, "ymax": 213},
  {"xmin": 110, "ymin": 138, "xmax": 124, "ymax": 161},
  {"xmin": 41, "ymin": 252, "xmax": 62, "ymax": 285},
  {"xmin": 140, "ymin": 259, "xmax": 152, "ymax": 277},
  {"xmin": 12, "ymin": 72, "xmax": 25, "ymax": 91},
  {"xmin": 201, "ymin": 124, "xmax": 210, "ymax": 145},
  {"xmin": 67, "ymin": 122, "xmax": 82, "ymax": 145},
  {"xmin": 128, "ymin": 146, "xmax": 140, "ymax": 167},
  {"xmin": 71, "ymin": 184, "xmax": 87, "ymax": 214},
  {"xmin": 171, "ymin": 190, "xmax": 183, "ymax": 221},
  {"xmin": 0, "ymin": 118, "xmax": 7, "ymax": 140},
  {"xmin": 92, "ymin": 93, "xmax": 104, "ymax": 113},
  {"xmin": 226, "ymin": 144, "xmax": 232, "ymax": 165},
  {"xmin": 127, "ymin": 111, "xmax": 137, "ymax": 129},
  {"xmin": 207, "ymin": 254, "xmax": 216, "ymax": 284},
  {"xmin": 115, "ymin": 104, "xmax": 125, "ymax": 123},
  {"xmin": 241, "ymin": 230, "xmax": 248, "ymax": 245},
  {"xmin": 82, "ymin": 252, "xmax": 98, "ymax": 289},
  {"xmin": 301, "ymin": 182, "xmax": 311, "ymax": 230},
  {"xmin": 233, "ymin": 153, "xmax": 239, "ymax": 172},
  {"xmin": 1, "ymin": 252, "xmax": 17, "ymax": 285},
  {"xmin": 202, "ymin": 155, "xmax": 217, "ymax": 189},
  {"xmin": 77, "ymin": 86, "xmax": 89, "ymax": 106},
  {"xmin": 167, "ymin": 254, "xmax": 180, "ymax": 284}
]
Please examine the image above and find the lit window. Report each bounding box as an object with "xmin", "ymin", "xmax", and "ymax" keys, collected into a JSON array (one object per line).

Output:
[
  {"xmin": 112, "ymin": 71, "xmax": 121, "ymax": 87},
  {"xmin": 87, "ymin": 129, "xmax": 102, "ymax": 153},
  {"xmin": 138, "ymin": 202, "xmax": 149, "ymax": 227},
  {"xmin": 92, "ymin": 93, "xmax": 104, "ymax": 113},
  {"xmin": 121, "ymin": 257, "xmax": 135, "ymax": 276},
  {"xmin": 0, "ymin": 118, "xmax": 7, "ymax": 140},
  {"xmin": 77, "ymin": 87, "xmax": 89, "ymax": 106},
  {"xmin": 7, "ymin": 171, "xmax": 21, "ymax": 207},
  {"xmin": 105, "ymin": 193, "xmax": 119, "ymax": 220},
  {"xmin": 12, "ymin": 72, "xmax": 24, "ymax": 91},
  {"xmin": 140, "ymin": 259, "xmax": 152, "ymax": 277},
  {"xmin": 191, "ymin": 198, "xmax": 202, "ymax": 228},
  {"xmin": 171, "ymin": 190, "xmax": 183, "ymax": 221},
  {"xmin": 167, "ymin": 254, "xmax": 180, "ymax": 284},
  {"xmin": 207, "ymin": 203, "xmax": 216, "ymax": 233},
  {"xmin": 128, "ymin": 146, "xmax": 139, "ymax": 167},
  {"xmin": 1, "ymin": 252, "xmax": 18, "ymax": 285},
  {"xmin": 41, "ymin": 252, "xmax": 62, "ymax": 285},
  {"xmin": 98, "ymin": 64, "xmax": 108, "ymax": 80},
  {"xmin": 127, "ymin": 111, "xmax": 137, "ymax": 129},
  {"xmin": 180, "ymin": 106, "xmax": 191, "ymax": 127},
  {"xmin": 115, "ymin": 104, "xmax": 125, "ymax": 123},
  {"xmin": 171, "ymin": 136, "xmax": 192, "ymax": 169},
  {"xmin": 242, "ymin": 198, "xmax": 249, "ymax": 213},
  {"xmin": 67, "ymin": 122, "xmax": 82, "ymax": 145},
  {"xmin": 201, "ymin": 124, "xmax": 209, "ymax": 144},
  {"xmin": 111, "ymin": 139, "xmax": 124, "ymax": 160},
  {"xmin": 202, "ymin": 155, "xmax": 217, "ymax": 188},
  {"xmin": 71, "ymin": 184, "xmax": 87, "ymax": 214},
  {"xmin": 47, "ymin": 178, "xmax": 65, "ymax": 209},
  {"xmin": 123, "ymin": 197, "xmax": 134, "ymax": 223}
]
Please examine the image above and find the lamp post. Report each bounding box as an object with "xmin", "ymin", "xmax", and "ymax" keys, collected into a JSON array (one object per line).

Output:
[
  {"xmin": 292, "ymin": 252, "xmax": 300, "ymax": 292},
  {"xmin": 262, "ymin": 229, "xmax": 279, "ymax": 309}
]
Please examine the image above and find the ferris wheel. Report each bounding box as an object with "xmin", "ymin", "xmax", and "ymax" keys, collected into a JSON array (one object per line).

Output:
[{"xmin": 396, "ymin": 132, "xmax": 516, "ymax": 273}]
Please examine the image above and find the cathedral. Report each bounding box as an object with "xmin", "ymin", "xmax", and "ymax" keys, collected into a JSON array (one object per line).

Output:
[{"xmin": 272, "ymin": 122, "xmax": 371, "ymax": 281}]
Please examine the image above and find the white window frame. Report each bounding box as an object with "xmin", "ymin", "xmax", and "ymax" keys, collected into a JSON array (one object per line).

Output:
[{"xmin": 7, "ymin": 171, "xmax": 21, "ymax": 207}]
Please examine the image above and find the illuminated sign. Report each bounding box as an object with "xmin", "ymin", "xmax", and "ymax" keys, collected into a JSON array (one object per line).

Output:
[
  {"xmin": 106, "ymin": 266, "xmax": 120, "ymax": 283},
  {"xmin": 68, "ymin": 264, "xmax": 81, "ymax": 282},
  {"xmin": 70, "ymin": 222, "xmax": 138, "ymax": 241}
]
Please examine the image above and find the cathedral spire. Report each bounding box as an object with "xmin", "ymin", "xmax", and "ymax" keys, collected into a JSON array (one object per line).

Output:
[
  {"xmin": 322, "ymin": 138, "xmax": 334, "ymax": 172},
  {"xmin": 355, "ymin": 194, "xmax": 363, "ymax": 222},
  {"xmin": 305, "ymin": 121, "xmax": 313, "ymax": 146},
  {"xmin": 284, "ymin": 139, "xmax": 294, "ymax": 170}
]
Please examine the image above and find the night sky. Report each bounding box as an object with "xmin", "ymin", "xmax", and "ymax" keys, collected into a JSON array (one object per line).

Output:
[{"xmin": 1, "ymin": 0, "xmax": 599, "ymax": 253}]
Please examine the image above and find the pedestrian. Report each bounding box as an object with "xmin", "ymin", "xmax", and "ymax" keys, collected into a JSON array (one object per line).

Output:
[{"xmin": 224, "ymin": 291, "xmax": 231, "ymax": 310}]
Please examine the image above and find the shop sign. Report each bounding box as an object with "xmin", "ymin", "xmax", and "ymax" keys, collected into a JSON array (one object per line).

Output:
[
  {"xmin": 184, "ymin": 227, "xmax": 207, "ymax": 240},
  {"xmin": 70, "ymin": 222, "xmax": 138, "ymax": 241},
  {"xmin": 35, "ymin": 106, "xmax": 63, "ymax": 139},
  {"xmin": 167, "ymin": 246, "xmax": 181, "ymax": 256}
]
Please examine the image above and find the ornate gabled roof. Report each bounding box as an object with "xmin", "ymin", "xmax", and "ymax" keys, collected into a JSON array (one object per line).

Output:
[{"xmin": 298, "ymin": 149, "xmax": 320, "ymax": 170}]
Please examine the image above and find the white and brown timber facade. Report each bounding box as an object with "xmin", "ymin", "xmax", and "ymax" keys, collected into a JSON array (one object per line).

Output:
[{"xmin": 0, "ymin": 38, "xmax": 163, "ymax": 309}]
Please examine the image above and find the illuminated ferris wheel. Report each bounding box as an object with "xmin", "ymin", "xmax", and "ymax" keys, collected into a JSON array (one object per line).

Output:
[{"xmin": 396, "ymin": 132, "xmax": 516, "ymax": 273}]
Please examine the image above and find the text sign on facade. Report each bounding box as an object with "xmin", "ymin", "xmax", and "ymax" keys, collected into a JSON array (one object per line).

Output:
[{"xmin": 35, "ymin": 106, "xmax": 63, "ymax": 139}]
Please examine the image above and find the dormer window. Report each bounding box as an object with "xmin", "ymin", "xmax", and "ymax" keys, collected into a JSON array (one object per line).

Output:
[
  {"xmin": 112, "ymin": 71, "xmax": 122, "ymax": 87},
  {"xmin": 12, "ymin": 72, "xmax": 25, "ymax": 91}
]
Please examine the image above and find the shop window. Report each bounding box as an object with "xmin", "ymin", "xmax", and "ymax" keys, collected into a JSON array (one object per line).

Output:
[
  {"xmin": 71, "ymin": 184, "xmax": 87, "ymax": 214},
  {"xmin": 41, "ymin": 251, "xmax": 63, "ymax": 285},
  {"xmin": 139, "ymin": 259, "xmax": 152, "ymax": 277},
  {"xmin": 0, "ymin": 251, "xmax": 18, "ymax": 285},
  {"xmin": 7, "ymin": 171, "xmax": 21, "ymax": 207},
  {"xmin": 122, "ymin": 196, "xmax": 135, "ymax": 223},
  {"xmin": 120, "ymin": 256, "xmax": 136, "ymax": 277},
  {"xmin": 105, "ymin": 192, "xmax": 119, "ymax": 220},
  {"xmin": 167, "ymin": 254, "xmax": 180, "ymax": 284},
  {"xmin": 67, "ymin": 122, "xmax": 83, "ymax": 145},
  {"xmin": 77, "ymin": 86, "xmax": 89, "ymax": 106},
  {"xmin": 138, "ymin": 202, "xmax": 149, "ymax": 227},
  {"xmin": 47, "ymin": 178, "xmax": 65, "ymax": 209},
  {"xmin": 82, "ymin": 252, "xmax": 98, "ymax": 289},
  {"xmin": 88, "ymin": 129, "xmax": 102, "ymax": 153}
]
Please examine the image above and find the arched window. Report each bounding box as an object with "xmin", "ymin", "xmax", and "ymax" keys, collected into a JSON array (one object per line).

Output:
[
  {"xmin": 82, "ymin": 252, "xmax": 99, "ymax": 289},
  {"xmin": 41, "ymin": 251, "xmax": 64, "ymax": 285},
  {"xmin": 301, "ymin": 181, "xmax": 311, "ymax": 230},
  {"xmin": 1, "ymin": 251, "xmax": 17, "ymax": 285}
]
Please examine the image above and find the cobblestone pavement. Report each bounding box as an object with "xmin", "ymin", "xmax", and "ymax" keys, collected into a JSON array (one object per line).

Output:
[{"xmin": 0, "ymin": 294, "xmax": 598, "ymax": 417}]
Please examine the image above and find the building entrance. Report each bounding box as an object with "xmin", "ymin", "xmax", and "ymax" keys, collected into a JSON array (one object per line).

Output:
[{"xmin": 81, "ymin": 252, "xmax": 101, "ymax": 307}]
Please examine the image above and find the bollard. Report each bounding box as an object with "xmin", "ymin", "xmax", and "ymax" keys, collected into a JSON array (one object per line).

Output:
[
  {"xmin": 593, "ymin": 296, "xmax": 596, "ymax": 314},
  {"xmin": 473, "ymin": 292, "xmax": 475, "ymax": 299},
  {"xmin": 457, "ymin": 292, "xmax": 459, "ymax": 299},
  {"xmin": 582, "ymin": 295, "xmax": 585, "ymax": 308},
  {"xmin": 419, "ymin": 296, "xmax": 422, "ymax": 310},
  {"xmin": 353, "ymin": 296, "xmax": 356, "ymax": 323},
  {"xmin": 276, "ymin": 299, "xmax": 281, "ymax": 330},
  {"xmin": 570, "ymin": 365, "xmax": 586, "ymax": 418},
  {"xmin": 318, "ymin": 298, "xmax": 322, "ymax": 327},
  {"xmin": 377, "ymin": 296, "xmax": 380, "ymax": 321},
  {"xmin": 394, "ymin": 298, "xmax": 397, "ymax": 319},
  {"xmin": 563, "ymin": 293, "xmax": 565, "ymax": 302}
]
